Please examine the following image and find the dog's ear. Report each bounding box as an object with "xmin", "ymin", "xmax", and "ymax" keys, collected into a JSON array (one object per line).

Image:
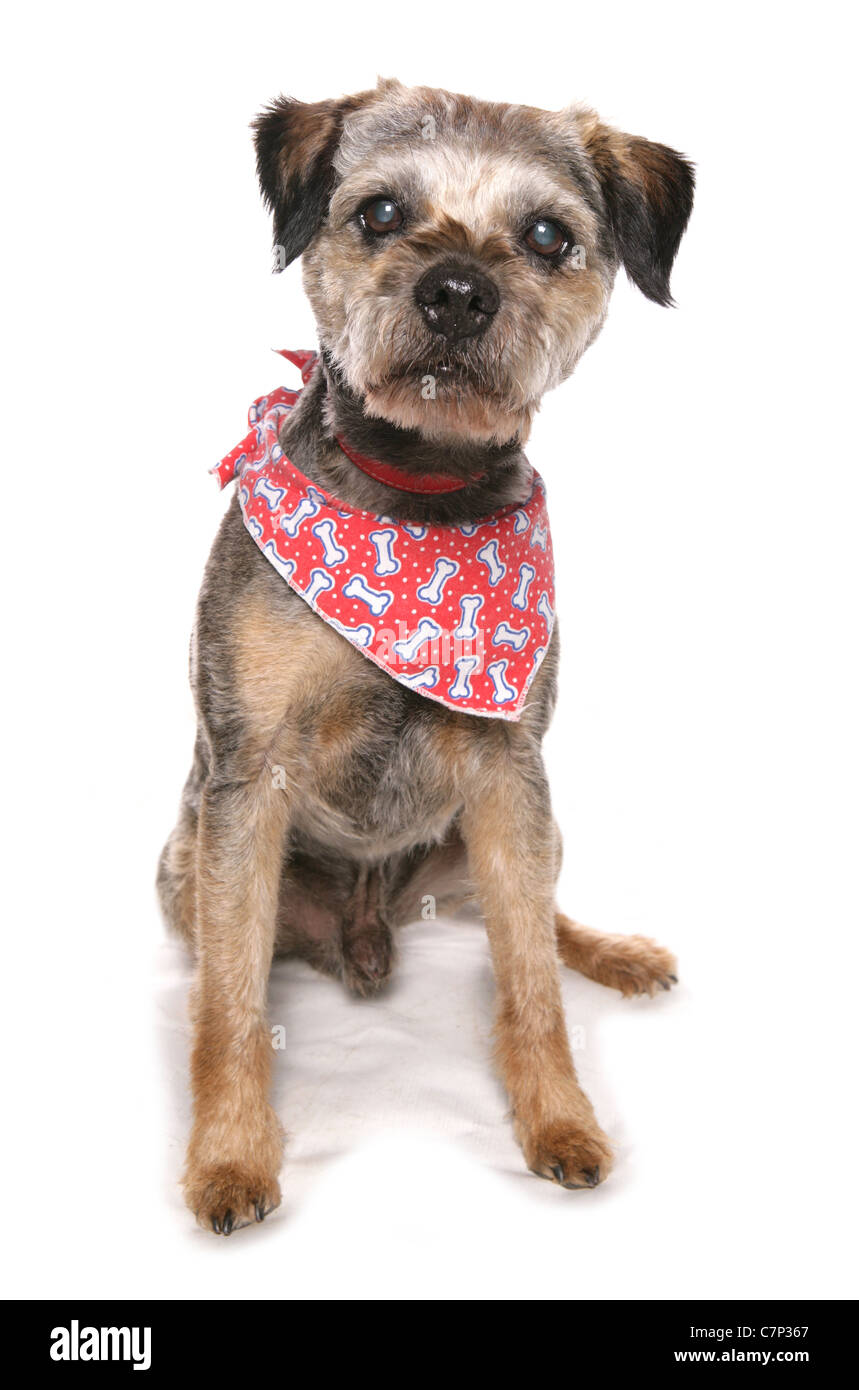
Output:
[
  {"xmin": 579, "ymin": 115, "xmax": 695, "ymax": 306},
  {"xmin": 252, "ymin": 92, "xmax": 374, "ymax": 269}
]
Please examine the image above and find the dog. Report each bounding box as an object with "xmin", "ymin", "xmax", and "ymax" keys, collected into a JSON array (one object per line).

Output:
[{"xmin": 158, "ymin": 78, "xmax": 694, "ymax": 1233}]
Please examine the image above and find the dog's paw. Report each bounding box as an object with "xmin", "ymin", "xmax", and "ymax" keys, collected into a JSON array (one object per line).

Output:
[
  {"xmin": 524, "ymin": 1120, "xmax": 614, "ymax": 1190},
  {"xmin": 343, "ymin": 928, "xmax": 394, "ymax": 997},
  {"xmin": 556, "ymin": 918, "xmax": 678, "ymax": 998},
  {"xmin": 555, "ymin": 917, "xmax": 678, "ymax": 997},
  {"xmin": 185, "ymin": 1164, "xmax": 282, "ymax": 1235},
  {"xmin": 594, "ymin": 935, "xmax": 678, "ymax": 997}
]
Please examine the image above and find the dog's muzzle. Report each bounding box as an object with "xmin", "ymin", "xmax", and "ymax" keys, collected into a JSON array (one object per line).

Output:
[{"xmin": 414, "ymin": 260, "xmax": 500, "ymax": 343}]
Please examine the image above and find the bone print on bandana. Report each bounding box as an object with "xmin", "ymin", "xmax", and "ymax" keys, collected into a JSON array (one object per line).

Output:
[{"xmin": 212, "ymin": 351, "xmax": 555, "ymax": 721}]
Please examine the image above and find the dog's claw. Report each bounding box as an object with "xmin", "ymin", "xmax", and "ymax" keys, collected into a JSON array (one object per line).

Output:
[
  {"xmin": 552, "ymin": 1161, "xmax": 587, "ymax": 1190},
  {"xmin": 534, "ymin": 1136, "xmax": 609, "ymax": 1191},
  {"xmin": 190, "ymin": 1166, "xmax": 282, "ymax": 1235}
]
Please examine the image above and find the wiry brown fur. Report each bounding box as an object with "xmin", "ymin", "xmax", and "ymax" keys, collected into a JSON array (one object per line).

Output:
[{"xmin": 158, "ymin": 79, "xmax": 692, "ymax": 1232}]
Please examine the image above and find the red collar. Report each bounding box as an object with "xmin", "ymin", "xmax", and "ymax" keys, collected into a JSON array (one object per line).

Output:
[
  {"xmin": 275, "ymin": 352, "xmax": 480, "ymax": 495},
  {"xmin": 335, "ymin": 435, "xmax": 476, "ymax": 494}
]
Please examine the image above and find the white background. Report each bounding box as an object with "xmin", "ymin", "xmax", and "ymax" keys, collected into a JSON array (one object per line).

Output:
[{"xmin": 2, "ymin": 0, "xmax": 857, "ymax": 1300}]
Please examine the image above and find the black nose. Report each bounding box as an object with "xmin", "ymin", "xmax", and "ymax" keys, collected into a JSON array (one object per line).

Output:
[{"xmin": 414, "ymin": 261, "xmax": 500, "ymax": 341}]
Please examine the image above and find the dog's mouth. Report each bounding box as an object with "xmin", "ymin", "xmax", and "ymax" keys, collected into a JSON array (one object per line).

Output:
[
  {"xmin": 355, "ymin": 340, "xmax": 533, "ymax": 444},
  {"xmin": 372, "ymin": 358, "xmax": 508, "ymax": 401}
]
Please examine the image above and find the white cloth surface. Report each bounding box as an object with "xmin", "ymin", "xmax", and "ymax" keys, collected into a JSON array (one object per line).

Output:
[{"xmin": 158, "ymin": 910, "xmax": 625, "ymax": 1210}]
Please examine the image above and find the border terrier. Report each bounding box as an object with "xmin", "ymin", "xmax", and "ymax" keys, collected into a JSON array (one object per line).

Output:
[{"xmin": 158, "ymin": 78, "xmax": 694, "ymax": 1233}]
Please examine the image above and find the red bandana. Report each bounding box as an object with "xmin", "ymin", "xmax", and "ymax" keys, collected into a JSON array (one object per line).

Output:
[{"xmin": 212, "ymin": 351, "xmax": 555, "ymax": 721}]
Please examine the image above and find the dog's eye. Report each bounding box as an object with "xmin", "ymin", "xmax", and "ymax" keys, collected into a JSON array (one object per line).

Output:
[
  {"xmin": 361, "ymin": 198, "xmax": 404, "ymax": 235},
  {"xmin": 524, "ymin": 219, "xmax": 567, "ymax": 257}
]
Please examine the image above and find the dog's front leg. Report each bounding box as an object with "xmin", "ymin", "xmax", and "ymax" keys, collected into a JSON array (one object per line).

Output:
[
  {"xmin": 183, "ymin": 774, "xmax": 288, "ymax": 1232},
  {"xmin": 462, "ymin": 739, "xmax": 613, "ymax": 1189}
]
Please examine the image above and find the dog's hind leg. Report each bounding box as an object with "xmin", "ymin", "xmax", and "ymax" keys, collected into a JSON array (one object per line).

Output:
[
  {"xmin": 341, "ymin": 864, "xmax": 394, "ymax": 997},
  {"xmin": 386, "ymin": 825, "xmax": 475, "ymax": 926},
  {"xmin": 156, "ymin": 734, "xmax": 208, "ymax": 950},
  {"xmin": 555, "ymin": 913, "xmax": 678, "ymax": 997},
  {"xmin": 547, "ymin": 822, "xmax": 677, "ymax": 995},
  {"xmin": 275, "ymin": 846, "xmax": 393, "ymax": 996}
]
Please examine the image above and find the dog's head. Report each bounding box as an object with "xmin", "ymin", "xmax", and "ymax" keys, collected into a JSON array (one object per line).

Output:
[{"xmin": 253, "ymin": 80, "xmax": 694, "ymax": 444}]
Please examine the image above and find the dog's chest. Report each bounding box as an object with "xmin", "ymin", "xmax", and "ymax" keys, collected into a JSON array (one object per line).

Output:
[
  {"xmin": 301, "ymin": 666, "xmax": 465, "ymax": 855},
  {"xmin": 249, "ymin": 598, "xmax": 465, "ymax": 855}
]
